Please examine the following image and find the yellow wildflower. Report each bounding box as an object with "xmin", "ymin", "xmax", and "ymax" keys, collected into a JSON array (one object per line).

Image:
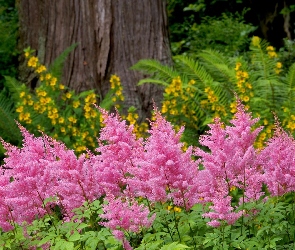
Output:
[
  {"xmin": 276, "ymin": 62, "xmax": 282, "ymax": 69},
  {"xmin": 45, "ymin": 73, "xmax": 52, "ymax": 80},
  {"xmin": 73, "ymin": 101, "xmax": 80, "ymax": 108},
  {"xmin": 266, "ymin": 46, "xmax": 274, "ymax": 51},
  {"xmin": 173, "ymin": 207, "xmax": 182, "ymax": 213},
  {"xmin": 20, "ymin": 91, "xmax": 26, "ymax": 98},
  {"xmin": 252, "ymin": 36, "xmax": 261, "ymax": 47},
  {"xmin": 84, "ymin": 105, "xmax": 91, "ymax": 112},
  {"xmin": 65, "ymin": 92, "xmax": 72, "ymax": 99},
  {"xmin": 84, "ymin": 112, "xmax": 91, "ymax": 119},
  {"xmin": 27, "ymin": 56, "xmax": 38, "ymax": 68},
  {"xmin": 68, "ymin": 116, "xmax": 77, "ymax": 123},
  {"xmin": 16, "ymin": 106, "xmax": 24, "ymax": 113},
  {"xmin": 36, "ymin": 65, "xmax": 46, "ymax": 73},
  {"xmin": 59, "ymin": 117, "xmax": 65, "ymax": 124},
  {"xmin": 50, "ymin": 77, "xmax": 57, "ymax": 86},
  {"xmin": 235, "ymin": 62, "xmax": 242, "ymax": 71},
  {"xmin": 243, "ymin": 96, "xmax": 250, "ymax": 102}
]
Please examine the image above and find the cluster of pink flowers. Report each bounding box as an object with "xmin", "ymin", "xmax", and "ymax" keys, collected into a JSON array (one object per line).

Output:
[
  {"xmin": 2, "ymin": 100, "xmax": 295, "ymax": 248},
  {"xmin": 259, "ymin": 122, "xmax": 295, "ymax": 196},
  {"xmin": 127, "ymin": 109, "xmax": 200, "ymax": 209},
  {"xmin": 194, "ymin": 100, "xmax": 265, "ymax": 226}
]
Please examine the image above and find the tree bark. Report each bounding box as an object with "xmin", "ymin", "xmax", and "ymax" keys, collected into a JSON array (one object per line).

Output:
[{"xmin": 17, "ymin": 0, "xmax": 171, "ymax": 121}]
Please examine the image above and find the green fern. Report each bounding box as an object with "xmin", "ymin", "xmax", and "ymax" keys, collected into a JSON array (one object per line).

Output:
[
  {"xmin": 197, "ymin": 49, "xmax": 236, "ymax": 85},
  {"xmin": 130, "ymin": 59, "xmax": 178, "ymax": 85},
  {"xmin": 49, "ymin": 43, "xmax": 78, "ymax": 81},
  {"xmin": 0, "ymin": 91, "xmax": 22, "ymax": 144},
  {"xmin": 3, "ymin": 75, "xmax": 25, "ymax": 104},
  {"xmin": 173, "ymin": 55, "xmax": 214, "ymax": 86}
]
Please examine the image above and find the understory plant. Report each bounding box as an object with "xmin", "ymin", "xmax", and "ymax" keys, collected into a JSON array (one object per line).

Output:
[
  {"xmin": 2, "ymin": 48, "xmax": 127, "ymax": 154},
  {"xmin": 131, "ymin": 36, "xmax": 295, "ymax": 147},
  {"xmin": 1, "ymin": 99, "xmax": 295, "ymax": 249}
]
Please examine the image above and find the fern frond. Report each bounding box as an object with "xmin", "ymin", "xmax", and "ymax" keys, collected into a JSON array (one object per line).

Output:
[
  {"xmin": 174, "ymin": 55, "xmax": 214, "ymax": 86},
  {"xmin": 3, "ymin": 76, "xmax": 24, "ymax": 103},
  {"xmin": 137, "ymin": 78, "xmax": 169, "ymax": 87},
  {"xmin": 49, "ymin": 43, "xmax": 78, "ymax": 80},
  {"xmin": 131, "ymin": 59, "xmax": 178, "ymax": 84},
  {"xmin": 197, "ymin": 49, "xmax": 236, "ymax": 86},
  {"xmin": 0, "ymin": 92, "xmax": 22, "ymax": 144},
  {"xmin": 286, "ymin": 63, "xmax": 295, "ymax": 94}
]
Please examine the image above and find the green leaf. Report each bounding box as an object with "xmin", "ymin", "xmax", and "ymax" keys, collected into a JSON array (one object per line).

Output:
[
  {"xmin": 160, "ymin": 242, "xmax": 189, "ymax": 250},
  {"xmin": 67, "ymin": 231, "xmax": 80, "ymax": 242}
]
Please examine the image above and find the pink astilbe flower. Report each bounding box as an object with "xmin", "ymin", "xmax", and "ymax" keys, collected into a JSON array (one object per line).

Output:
[
  {"xmin": 48, "ymin": 141, "xmax": 103, "ymax": 219},
  {"xmin": 259, "ymin": 123, "xmax": 295, "ymax": 196},
  {"xmin": 90, "ymin": 108, "xmax": 144, "ymax": 197},
  {"xmin": 0, "ymin": 125, "xmax": 59, "ymax": 229},
  {"xmin": 203, "ymin": 197, "xmax": 244, "ymax": 227},
  {"xmin": 100, "ymin": 194, "xmax": 155, "ymax": 250},
  {"xmin": 128, "ymin": 109, "xmax": 200, "ymax": 209},
  {"xmin": 0, "ymin": 125, "xmax": 102, "ymax": 229},
  {"xmin": 194, "ymin": 100, "xmax": 264, "ymax": 226}
]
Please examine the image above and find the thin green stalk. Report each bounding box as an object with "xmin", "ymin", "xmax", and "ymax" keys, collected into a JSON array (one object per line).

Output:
[
  {"xmin": 8, "ymin": 207, "xmax": 25, "ymax": 250},
  {"xmin": 144, "ymin": 197, "xmax": 156, "ymax": 233},
  {"xmin": 36, "ymin": 190, "xmax": 58, "ymax": 232},
  {"xmin": 78, "ymin": 180, "xmax": 100, "ymax": 231},
  {"xmin": 160, "ymin": 202, "xmax": 174, "ymax": 242},
  {"xmin": 171, "ymin": 205, "xmax": 182, "ymax": 242},
  {"xmin": 181, "ymin": 191, "xmax": 197, "ymax": 250}
]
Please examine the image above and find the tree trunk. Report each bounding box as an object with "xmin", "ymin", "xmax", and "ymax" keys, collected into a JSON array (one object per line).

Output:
[{"xmin": 17, "ymin": 0, "xmax": 171, "ymax": 121}]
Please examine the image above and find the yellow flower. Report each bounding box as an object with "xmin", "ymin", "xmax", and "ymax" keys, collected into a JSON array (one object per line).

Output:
[
  {"xmin": 45, "ymin": 73, "xmax": 52, "ymax": 80},
  {"xmin": 65, "ymin": 92, "xmax": 72, "ymax": 99},
  {"xmin": 242, "ymin": 72, "xmax": 249, "ymax": 78},
  {"xmin": 268, "ymin": 51, "xmax": 277, "ymax": 58},
  {"xmin": 266, "ymin": 46, "xmax": 274, "ymax": 51},
  {"xmin": 68, "ymin": 116, "xmax": 77, "ymax": 123},
  {"xmin": 24, "ymin": 52, "xmax": 30, "ymax": 58},
  {"xmin": 33, "ymin": 103, "xmax": 40, "ymax": 111},
  {"xmin": 161, "ymin": 103, "xmax": 168, "ymax": 113},
  {"xmin": 73, "ymin": 101, "xmax": 80, "ymax": 108},
  {"xmin": 50, "ymin": 77, "xmax": 57, "ymax": 86},
  {"xmin": 27, "ymin": 56, "xmax": 38, "ymax": 68},
  {"xmin": 28, "ymin": 100, "xmax": 34, "ymax": 106},
  {"xmin": 20, "ymin": 91, "xmax": 26, "ymax": 98},
  {"xmin": 16, "ymin": 106, "xmax": 24, "ymax": 113},
  {"xmin": 22, "ymin": 113, "xmax": 30, "ymax": 121},
  {"xmin": 84, "ymin": 105, "xmax": 91, "ymax": 112},
  {"xmin": 173, "ymin": 207, "xmax": 182, "ymax": 213},
  {"xmin": 235, "ymin": 62, "xmax": 242, "ymax": 71},
  {"xmin": 59, "ymin": 117, "xmax": 65, "ymax": 124},
  {"xmin": 84, "ymin": 112, "xmax": 91, "ymax": 119},
  {"xmin": 276, "ymin": 62, "xmax": 282, "ymax": 69},
  {"xmin": 60, "ymin": 127, "xmax": 66, "ymax": 133},
  {"xmin": 90, "ymin": 110, "xmax": 97, "ymax": 118},
  {"xmin": 36, "ymin": 65, "xmax": 46, "ymax": 73},
  {"xmin": 110, "ymin": 75, "xmax": 121, "ymax": 89},
  {"xmin": 252, "ymin": 36, "xmax": 261, "ymax": 47},
  {"xmin": 59, "ymin": 84, "xmax": 65, "ymax": 90},
  {"xmin": 243, "ymin": 96, "xmax": 250, "ymax": 102}
]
